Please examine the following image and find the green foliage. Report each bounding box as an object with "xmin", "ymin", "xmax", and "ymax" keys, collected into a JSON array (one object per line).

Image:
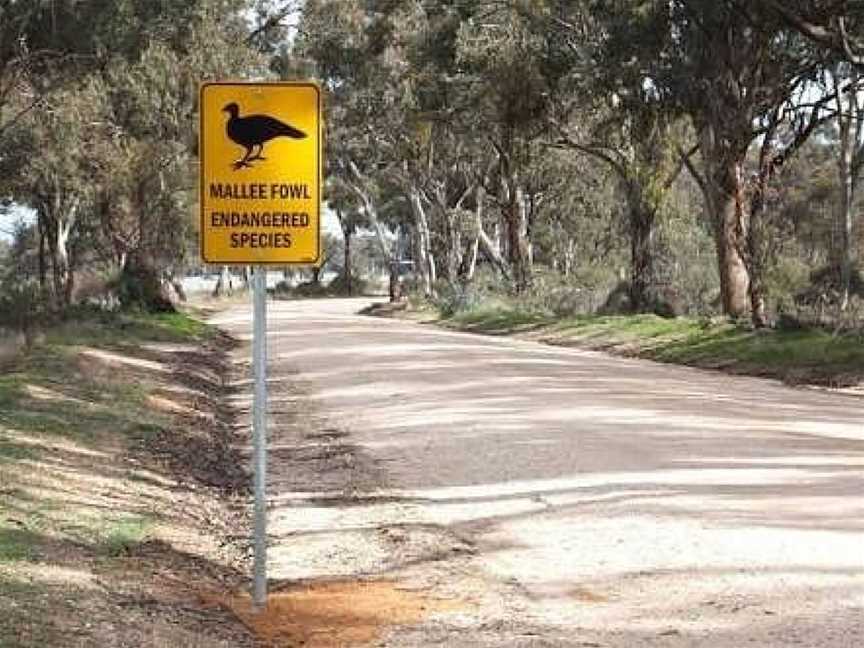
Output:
[
  {"xmin": 0, "ymin": 280, "xmax": 45, "ymax": 340},
  {"xmin": 327, "ymin": 271, "xmax": 368, "ymax": 296},
  {"xmin": 42, "ymin": 310, "xmax": 214, "ymax": 347},
  {"xmin": 0, "ymin": 528, "xmax": 40, "ymax": 563},
  {"xmin": 2, "ymin": 0, "xmax": 863, "ymax": 331},
  {"xmin": 1, "ymin": 0, "xmax": 266, "ymax": 317},
  {"xmin": 440, "ymin": 305, "xmax": 864, "ymax": 385},
  {"xmin": 112, "ymin": 258, "xmax": 175, "ymax": 313},
  {"xmin": 99, "ymin": 516, "xmax": 151, "ymax": 557},
  {"xmin": 432, "ymin": 282, "xmax": 486, "ymax": 318},
  {"xmin": 0, "ymin": 310, "xmax": 209, "ymax": 460},
  {"xmin": 768, "ymin": 256, "xmax": 812, "ymax": 313}
]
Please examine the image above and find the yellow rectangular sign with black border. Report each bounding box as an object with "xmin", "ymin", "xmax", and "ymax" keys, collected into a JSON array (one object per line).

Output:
[{"xmin": 199, "ymin": 82, "xmax": 321, "ymax": 264}]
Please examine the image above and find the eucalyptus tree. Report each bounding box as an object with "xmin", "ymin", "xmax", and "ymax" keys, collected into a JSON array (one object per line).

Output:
[
  {"xmin": 530, "ymin": 1, "xmax": 691, "ymax": 312},
  {"xmin": 2, "ymin": 0, "xmax": 265, "ymax": 310},
  {"xmin": 296, "ymin": 0, "xmax": 404, "ymax": 299},
  {"xmin": 391, "ymin": 0, "xmax": 514, "ymax": 290},
  {"xmin": 591, "ymin": 1, "xmax": 834, "ymax": 322},
  {"xmin": 824, "ymin": 63, "xmax": 864, "ymax": 309},
  {"xmin": 100, "ymin": 8, "xmax": 265, "ymax": 307},
  {"xmin": 453, "ymin": 5, "xmax": 565, "ymax": 292},
  {"xmin": 758, "ymin": 0, "xmax": 864, "ymax": 65},
  {"xmin": 8, "ymin": 78, "xmax": 114, "ymax": 308},
  {"xmin": 299, "ymin": 0, "xmax": 483, "ymax": 299}
]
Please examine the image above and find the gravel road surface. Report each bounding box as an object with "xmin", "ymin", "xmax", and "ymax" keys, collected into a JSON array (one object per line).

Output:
[{"xmin": 212, "ymin": 298, "xmax": 864, "ymax": 647}]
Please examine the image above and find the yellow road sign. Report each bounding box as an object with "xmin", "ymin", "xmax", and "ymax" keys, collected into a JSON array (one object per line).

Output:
[{"xmin": 199, "ymin": 82, "xmax": 321, "ymax": 264}]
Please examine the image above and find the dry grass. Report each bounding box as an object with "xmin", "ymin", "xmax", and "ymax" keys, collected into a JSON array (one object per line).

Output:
[{"xmin": 0, "ymin": 311, "xmax": 252, "ymax": 647}]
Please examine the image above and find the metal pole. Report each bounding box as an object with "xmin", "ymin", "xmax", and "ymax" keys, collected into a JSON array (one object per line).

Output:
[{"xmin": 252, "ymin": 265, "xmax": 268, "ymax": 608}]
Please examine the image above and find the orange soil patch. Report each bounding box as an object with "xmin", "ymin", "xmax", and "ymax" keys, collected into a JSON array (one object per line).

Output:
[
  {"xmin": 205, "ymin": 579, "xmax": 462, "ymax": 647},
  {"xmin": 569, "ymin": 587, "xmax": 610, "ymax": 603}
]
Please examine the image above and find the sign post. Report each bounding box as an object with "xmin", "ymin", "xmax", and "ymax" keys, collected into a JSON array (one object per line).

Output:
[
  {"xmin": 251, "ymin": 265, "xmax": 268, "ymax": 606},
  {"xmin": 199, "ymin": 82, "xmax": 321, "ymax": 608}
]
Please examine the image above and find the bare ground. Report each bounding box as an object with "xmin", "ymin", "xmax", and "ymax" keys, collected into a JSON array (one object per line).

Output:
[{"xmin": 0, "ymin": 329, "xmax": 256, "ymax": 647}]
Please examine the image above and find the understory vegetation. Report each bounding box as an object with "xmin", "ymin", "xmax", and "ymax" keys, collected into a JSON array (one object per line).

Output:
[
  {"xmin": 434, "ymin": 300, "xmax": 864, "ymax": 388},
  {"xmin": 382, "ymin": 261, "xmax": 863, "ymax": 387},
  {"xmin": 1, "ymin": 2, "xmax": 863, "ymax": 363},
  {"xmin": 297, "ymin": 1, "xmax": 864, "ymax": 339}
]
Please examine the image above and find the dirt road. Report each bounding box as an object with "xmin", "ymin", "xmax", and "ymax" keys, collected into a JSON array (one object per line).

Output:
[{"xmin": 212, "ymin": 298, "xmax": 864, "ymax": 647}]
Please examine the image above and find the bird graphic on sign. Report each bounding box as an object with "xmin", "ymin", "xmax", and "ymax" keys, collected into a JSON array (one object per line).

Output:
[{"xmin": 223, "ymin": 102, "xmax": 307, "ymax": 170}]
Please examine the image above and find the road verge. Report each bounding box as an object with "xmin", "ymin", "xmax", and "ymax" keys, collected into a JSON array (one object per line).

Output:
[
  {"xmin": 0, "ymin": 310, "xmax": 254, "ymax": 646},
  {"xmin": 364, "ymin": 301, "xmax": 864, "ymax": 393}
]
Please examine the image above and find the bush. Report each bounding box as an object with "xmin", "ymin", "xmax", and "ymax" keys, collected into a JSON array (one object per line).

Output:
[
  {"xmin": 292, "ymin": 281, "xmax": 330, "ymax": 298},
  {"xmin": 432, "ymin": 281, "xmax": 484, "ymax": 317},
  {"xmin": 112, "ymin": 257, "xmax": 176, "ymax": 313},
  {"xmin": 73, "ymin": 271, "xmax": 120, "ymax": 310},
  {"xmin": 795, "ymin": 264, "xmax": 864, "ymax": 307},
  {"xmin": 271, "ymin": 280, "xmax": 294, "ymax": 297},
  {"xmin": 328, "ymin": 271, "xmax": 367, "ymax": 296},
  {"xmin": 0, "ymin": 280, "xmax": 47, "ymax": 346}
]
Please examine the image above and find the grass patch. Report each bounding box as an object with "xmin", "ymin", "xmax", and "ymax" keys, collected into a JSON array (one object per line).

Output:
[
  {"xmin": 0, "ymin": 577, "xmax": 60, "ymax": 646},
  {"xmin": 45, "ymin": 309, "xmax": 214, "ymax": 348},
  {"xmin": 0, "ymin": 434, "xmax": 37, "ymax": 464},
  {"xmin": 447, "ymin": 306, "xmax": 554, "ymax": 333},
  {"xmin": 0, "ymin": 310, "xmax": 206, "ymax": 453},
  {"xmin": 0, "ymin": 527, "xmax": 41, "ymax": 562},
  {"xmin": 437, "ymin": 305, "xmax": 864, "ymax": 386},
  {"xmin": 99, "ymin": 516, "xmax": 151, "ymax": 557},
  {"xmin": 0, "ymin": 371, "xmax": 167, "ymax": 449},
  {"xmin": 0, "ymin": 307, "xmax": 247, "ymax": 646}
]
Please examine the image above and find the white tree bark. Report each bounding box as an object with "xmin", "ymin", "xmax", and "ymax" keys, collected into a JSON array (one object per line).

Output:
[
  {"xmin": 832, "ymin": 65, "xmax": 863, "ymax": 311},
  {"xmin": 408, "ymin": 186, "xmax": 436, "ymax": 297}
]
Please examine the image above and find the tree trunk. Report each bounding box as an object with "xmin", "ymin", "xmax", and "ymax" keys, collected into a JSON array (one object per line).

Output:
[
  {"xmin": 474, "ymin": 186, "xmax": 510, "ymax": 278},
  {"xmin": 119, "ymin": 252, "xmax": 175, "ymax": 312},
  {"xmin": 344, "ymin": 228, "xmax": 353, "ymax": 296},
  {"xmin": 747, "ymin": 204, "xmax": 769, "ymax": 328},
  {"xmin": 627, "ymin": 186, "xmax": 656, "ymax": 312},
  {"xmin": 701, "ymin": 134, "xmax": 751, "ymax": 319},
  {"xmin": 49, "ymin": 217, "xmax": 73, "ymax": 310},
  {"xmin": 444, "ymin": 208, "xmax": 460, "ymax": 283},
  {"xmin": 212, "ymin": 266, "xmax": 233, "ymax": 298},
  {"xmin": 460, "ymin": 233, "xmax": 479, "ymax": 281},
  {"xmin": 715, "ymin": 185, "xmax": 750, "ymax": 318},
  {"xmin": 168, "ymin": 272, "xmax": 187, "ymax": 302},
  {"xmin": 839, "ymin": 185, "xmax": 854, "ymax": 311},
  {"xmin": 64, "ymin": 238, "xmax": 77, "ymax": 308},
  {"xmin": 837, "ymin": 109, "xmax": 855, "ymax": 311},
  {"xmin": 388, "ymin": 261, "xmax": 401, "ymax": 302},
  {"xmin": 564, "ymin": 239, "xmax": 576, "ymax": 278},
  {"xmin": 37, "ymin": 213, "xmax": 47, "ymax": 298},
  {"xmin": 408, "ymin": 187, "xmax": 436, "ymax": 297},
  {"xmin": 504, "ymin": 182, "xmax": 532, "ymax": 293}
]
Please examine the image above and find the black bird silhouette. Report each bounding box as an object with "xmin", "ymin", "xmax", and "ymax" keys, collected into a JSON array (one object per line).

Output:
[{"xmin": 223, "ymin": 102, "xmax": 307, "ymax": 170}]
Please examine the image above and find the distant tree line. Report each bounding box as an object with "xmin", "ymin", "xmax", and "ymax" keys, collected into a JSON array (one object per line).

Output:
[
  {"xmin": 0, "ymin": 0, "xmax": 263, "ymax": 317},
  {"xmin": 294, "ymin": 0, "xmax": 864, "ymax": 328},
  {"xmin": 1, "ymin": 1, "xmax": 863, "ymax": 331}
]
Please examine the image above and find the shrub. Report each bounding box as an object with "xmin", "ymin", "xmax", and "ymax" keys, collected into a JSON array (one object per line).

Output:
[
  {"xmin": 328, "ymin": 271, "xmax": 368, "ymax": 296},
  {"xmin": 0, "ymin": 280, "xmax": 46, "ymax": 346},
  {"xmin": 112, "ymin": 257, "xmax": 176, "ymax": 313},
  {"xmin": 432, "ymin": 281, "xmax": 484, "ymax": 317}
]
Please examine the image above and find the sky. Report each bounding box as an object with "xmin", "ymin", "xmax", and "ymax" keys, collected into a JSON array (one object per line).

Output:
[{"xmin": 0, "ymin": 205, "xmax": 36, "ymax": 243}]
